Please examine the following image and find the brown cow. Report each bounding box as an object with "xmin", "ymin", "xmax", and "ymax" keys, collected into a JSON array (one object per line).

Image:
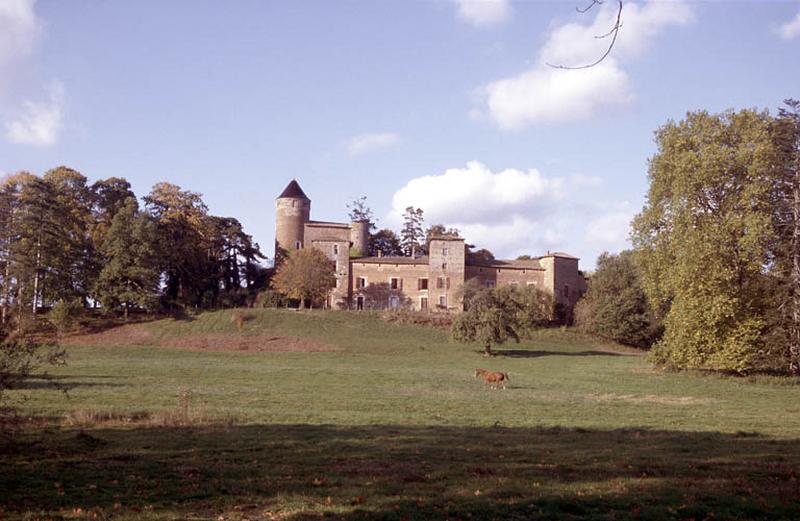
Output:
[{"xmin": 474, "ymin": 368, "xmax": 509, "ymax": 390}]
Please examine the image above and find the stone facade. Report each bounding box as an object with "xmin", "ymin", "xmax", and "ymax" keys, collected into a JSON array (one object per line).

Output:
[{"xmin": 274, "ymin": 180, "xmax": 587, "ymax": 312}]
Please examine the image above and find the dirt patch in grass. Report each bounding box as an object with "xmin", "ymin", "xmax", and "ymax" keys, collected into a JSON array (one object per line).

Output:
[
  {"xmin": 162, "ymin": 334, "xmax": 336, "ymax": 352},
  {"xmin": 63, "ymin": 326, "xmax": 336, "ymax": 353},
  {"xmin": 585, "ymin": 392, "xmax": 715, "ymax": 406},
  {"xmin": 62, "ymin": 324, "xmax": 157, "ymax": 346}
]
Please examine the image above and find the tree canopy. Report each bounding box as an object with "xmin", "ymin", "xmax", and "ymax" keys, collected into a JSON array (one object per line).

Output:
[{"xmin": 271, "ymin": 248, "xmax": 336, "ymax": 309}]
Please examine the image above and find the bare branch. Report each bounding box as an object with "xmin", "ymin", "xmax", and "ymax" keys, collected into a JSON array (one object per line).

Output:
[
  {"xmin": 547, "ymin": 0, "xmax": 623, "ymax": 71},
  {"xmin": 576, "ymin": 0, "xmax": 603, "ymax": 14}
]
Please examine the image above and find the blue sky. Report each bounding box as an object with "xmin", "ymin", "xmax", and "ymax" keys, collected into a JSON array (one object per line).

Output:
[{"xmin": 1, "ymin": 0, "xmax": 799, "ymax": 269}]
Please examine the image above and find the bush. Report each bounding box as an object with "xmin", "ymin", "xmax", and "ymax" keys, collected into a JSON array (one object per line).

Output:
[
  {"xmin": 575, "ymin": 251, "xmax": 661, "ymax": 349},
  {"xmin": 255, "ymin": 290, "xmax": 286, "ymax": 309}
]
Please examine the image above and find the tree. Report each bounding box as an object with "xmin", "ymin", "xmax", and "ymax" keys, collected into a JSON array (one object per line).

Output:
[
  {"xmin": 347, "ymin": 196, "xmax": 376, "ymax": 230},
  {"xmin": 144, "ymin": 182, "xmax": 210, "ymax": 307},
  {"xmin": 272, "ymin": 248, "xmax": 335, "ymax": 309},
  {"xmin": 369, "ymin": 228, "xmax": 402, "ymax": 257},
  {"xmin": 631, "ymin": 109, "xmax": 779, "ymax": 372},
  {"xmin": 452, "ymin": 285, "xmax": 523, "ymax": 356},
  {"xmin": 575, "ymin": 251, "xmax": 660, "ymax": 348},
  {"xmin": 467, "ymin": 248, "xmax": 495, "ymax": 263},
  {"xmin": 400, "ymin": 207, "xmax": 425, "ymax": 257},
  {"xmin": 773, "ymin": 99, "xmax": 800, "ymax": 375},
  {"xmin": 94, "ymin": 198, "xmax": 161, "ymax": 318}
]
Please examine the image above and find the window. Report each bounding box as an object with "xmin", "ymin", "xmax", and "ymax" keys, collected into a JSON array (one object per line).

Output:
[
  {"xmin": 356, "ymin": 296, "xmax": 364, "ymax": 310},
  {"xmin": 295, "ymin": 241, "xmax": 301, "ymax": 249},
  {"xmin": 333, "ymin": 244, "xmax": 339, "ymax": 255},
  {"xmin": 563, "ymin": 284, "xmax": 570, "ymax": 298},
  {"xmin": 446, "ymin": 277, "xmax": 451, "ymax": 289},
  {"xmin": 439, "ymin": 295, "xmax": 447, "ymax": 307},
  {"xmin": 418, "ymin": 278, "xmax": 428, "ymax": 290},
  {"xmin": 390, "ymin": 277, "xmax": 401, "ymax": 290},
  {"xmin": 485, "ymin": 280, "xmax": 495, "ymax": 288},
  {"xmin": 442, "ymin": 263, "xmax": 447, "ymax": 270},
  {"xmin": 357, "ymin": 277, "xmax": 367, "ymax": 289},
  {"xmin": 527, "ymin": 281, "xmax": 537, "ymax": 287},
  {"xmin": 442, "ymin": 247, "xmax": 449, "ymax": 255},
  {"xmin": 389, "ymin": 296, "xmax": 400, "ymax": 309},
  {"xmin": 420, "ymin": 297, "xmax": 428, "ymax": 311},
  {"xmin": 510, "ymin": 281, "xmax": 519, "ymax": 287},
  {"xmin": 436, "ymin": 277, "xmax": 445, "ymax": 289}
]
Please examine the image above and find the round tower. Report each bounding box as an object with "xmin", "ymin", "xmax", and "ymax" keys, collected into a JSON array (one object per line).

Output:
[
  {"xmin": 275, "ymin": 180, "xmax": 311, "ymax": 263},
  {"xmin": 350, "ymin": 220, "xmax": 370, "ymax": 257}
]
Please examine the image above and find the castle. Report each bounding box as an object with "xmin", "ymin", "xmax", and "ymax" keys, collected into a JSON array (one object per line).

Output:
[{"xmin": 274, "ymin": 180, "xmax": 586, "ymax": 312}]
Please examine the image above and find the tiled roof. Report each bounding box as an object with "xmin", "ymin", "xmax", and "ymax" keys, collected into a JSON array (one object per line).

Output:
[
  {"xmin": 306, "ymin": 220, "xmax": 350, "ymax": 228},
  {"xmin": 467, "ymin": 258, "xmax": 544, "ymax": 270},
  {"xmin": 353, "ymin": 255, "xmax": 429, "ymax": 265},
  {"xmin": 277, "ymin": 180, "xmax": 310, "ymax": 200}
]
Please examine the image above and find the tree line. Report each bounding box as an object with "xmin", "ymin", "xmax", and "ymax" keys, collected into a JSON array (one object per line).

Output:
[
  {"xmin": 577, "ymin": 100, "xmax": 800, "ymax": 375},
  {"xmin": 0, "ymin": 167, "xmax": 267, "ymax": 328}
]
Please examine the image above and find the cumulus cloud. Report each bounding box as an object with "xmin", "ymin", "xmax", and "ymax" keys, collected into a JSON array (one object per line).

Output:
[
  {"xmin": 777, "ymin": 10, "xmax": 800, "ymax": 40},
  {"xmin": 346, "ymin": 132, "xmax": 402, "ymax": 156},
  {"xmin": 0, "ymin": 0, "xmax": 39, "ymax": 95},
  {"xmin": 481, "ymin": 1, "xmax": 694, "ymax": 129},
  {"xmin": 5, "ymin": 81, "xmax": 65, "ymax": 146},
  {"xmin": 452, "ymin": 0, "xmax": 511, "ymax": 28},
  {"xmin": 388, "ymin": 161, "xmax": 634, "ymax": 266}
]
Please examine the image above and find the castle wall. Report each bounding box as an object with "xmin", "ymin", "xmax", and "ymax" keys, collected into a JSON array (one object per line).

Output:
[
  {"xmin": 464, "ymin": 265, "xmax": 545, "ymax": 289},
  {"xmin": 310, "ymin": 239, "xmax": 351, "ymax": 308},
  {"xmin": 350, "ymin": 260, "xmax": 430, "ymax": 310},
  {"xmin": 350, "ymin": 221, "xmax": 370, "ymax": 257},
  {"xmin": 428, "ymin": 238, "xmax": 465, "ymax": 312}
]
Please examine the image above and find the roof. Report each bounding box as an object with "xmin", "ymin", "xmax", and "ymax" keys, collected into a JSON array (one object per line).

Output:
[
  {"xmin": 427, "ymin": 235, "xmax": 465, "ymax": 242},
  {"xmin": 310, "ymin": 237, "xmax": 350, "ymax": 243},
  {"xmin": 467, "ymin": 258, "xmax": 544, "ymax": 270},
  {"xmin": 352, "ymin": 255, "xmax": 429, "ymax": 265},
  {"xmin": 277, "ymin": 180, "xmax": 310, "ymax": 200},
  {"xmin": 306, "ymin": 220, "xmax": 350, "ymax": 229},
  {"xmin": 542, "ymin": 251, "xmax": 580, "ymax": 260}
]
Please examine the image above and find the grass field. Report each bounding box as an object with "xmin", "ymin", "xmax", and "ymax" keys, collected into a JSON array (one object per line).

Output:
[{"xmin": 3, "ymin": 309, "xmax": 800, "ymax": 520}]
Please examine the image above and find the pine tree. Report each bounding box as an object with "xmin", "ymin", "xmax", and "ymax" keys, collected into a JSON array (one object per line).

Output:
[
  {"xmin": 95, "ymin": 198, "xmax": 161, "ymax": 318},
  {"xmin": 400, "ymin": 207, "xmax": 424, "ymax": 257}
]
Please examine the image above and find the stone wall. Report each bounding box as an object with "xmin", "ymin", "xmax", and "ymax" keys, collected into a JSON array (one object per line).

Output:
[{"xmin": 350, "ymin": 260, "xmax": 431, "ymax": 311}]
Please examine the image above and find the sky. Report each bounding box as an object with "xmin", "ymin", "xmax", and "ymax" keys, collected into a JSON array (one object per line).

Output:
[{"xmin": 1, "ymin": 0, "xmax": 799, "ymax": 269}]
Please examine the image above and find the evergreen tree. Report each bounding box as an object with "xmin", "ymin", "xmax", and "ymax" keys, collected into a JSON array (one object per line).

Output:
[
  {"xmin": 95, "ymin": 198, "xmax": 161, "ymax": 318},
  {"xmin": 400, "ymin": 207, "xmax": 424, "ymax": 257}
]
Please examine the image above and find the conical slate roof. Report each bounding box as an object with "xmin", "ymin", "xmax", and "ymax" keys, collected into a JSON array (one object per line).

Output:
[{"xmin": 277, "ymin": 179, "xmax": 310, "ymax": 200}]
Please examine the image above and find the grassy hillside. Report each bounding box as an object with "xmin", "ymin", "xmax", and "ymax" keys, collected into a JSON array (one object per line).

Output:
[{"xmin": 3, "ymin": 309, "xmax": 800, "ymax": 520}]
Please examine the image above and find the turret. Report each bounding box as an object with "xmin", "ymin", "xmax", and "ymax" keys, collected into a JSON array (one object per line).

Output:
[
  {"xmin": 275, "ymin": 180, "xmax": 311, "ymax": 263},
  {"xmin": 350, "ymin": 220, "xmax": 370, "ymax": 257}
]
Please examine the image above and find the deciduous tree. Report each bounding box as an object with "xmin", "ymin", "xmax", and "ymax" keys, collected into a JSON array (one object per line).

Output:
[{"xmin": 272, "ymin": 248, "xmax": 335, "ymax": 309}]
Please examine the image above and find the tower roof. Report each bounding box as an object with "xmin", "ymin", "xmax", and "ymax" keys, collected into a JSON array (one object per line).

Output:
[{"xmin": 277, "ymin": 179, "xmax": 310, "ymax": 200}]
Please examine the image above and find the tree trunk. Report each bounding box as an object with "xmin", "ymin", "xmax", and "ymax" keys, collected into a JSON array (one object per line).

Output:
[
  {"xmin": 31, "ymin": 238, "xmax": 41, "ymax": 319},
  {"xmin": 484, "ymin": 343, "xmax": 493, "ymax": 357},
  {"xmin": 791, "ymin": 146, "xmax": 800, "ymax": 376}
]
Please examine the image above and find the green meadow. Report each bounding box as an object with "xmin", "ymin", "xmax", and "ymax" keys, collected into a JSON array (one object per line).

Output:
[{"xmin": 3, "ymin": 309, "xmax": 799, "ymax": 520}]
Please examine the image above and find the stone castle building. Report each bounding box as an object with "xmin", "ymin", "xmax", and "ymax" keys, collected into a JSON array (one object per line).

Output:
[{"xmin": 274, "ymin": 180, "xmax": 586, "ymax": 312}]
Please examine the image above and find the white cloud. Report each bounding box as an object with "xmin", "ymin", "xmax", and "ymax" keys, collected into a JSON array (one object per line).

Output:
[
  {"xmin": 5, "ymin": 81, "xmax": 65, "ymax": 146},
  {"xmin": 0, "ymin": 0, "xmax": 39, "ymax": 95},
  {"xmin": 452, "ymin": 0, "xmax": 511, "ymax": 28},
  {"xmin": 778, "ymin": 10, "xmax": 800, "ymax": 40},
  {"xmin": 346, "ymin": 132, "xmax": 402, "ymax": 156},
  {"xmin": 388, "ymin": 161, "xmax": 634, "ymax": 267},
  {"xmin": 480, "ymin": 1, "xmax": 694, "ymax": 129}
]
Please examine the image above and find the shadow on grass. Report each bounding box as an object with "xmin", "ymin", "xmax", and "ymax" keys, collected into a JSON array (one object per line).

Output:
[
  {"xmin": 2, "ymin": 424, "xmax": 799, "ymax": 520},
  {"xmin": 12, "ymin": 376, "xmax": 128, "ymax": 390},
  {"xmin": 493, "ymin": 349, "xmax": 637, "ymax": 358}
]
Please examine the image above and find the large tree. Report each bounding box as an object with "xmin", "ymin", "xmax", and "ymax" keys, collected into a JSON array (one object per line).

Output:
[
  {"xmin": 94, "ymin": 198, "xmax": 161, "ymax": 318},
  {"xmin": 272, "ymin": 248, "xmax": 335, "ymax": 309},
  {"xmin": 369, "ymin": 229, "xmax": 402, "ymax": 257},
  {"xmin": 452, "ymin": 285, "xmax": 523, "ymax": 357},
  {"xmin": 631, "ymin": 109, "xmax": 780, "ymax": 372},
  {"xmin": 400, "ymin": 207, "xmax": 425, "ymax": 257},
  {"xmin": 575, "ymin": 251, "xmax": 660, "ymax": 348}
]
